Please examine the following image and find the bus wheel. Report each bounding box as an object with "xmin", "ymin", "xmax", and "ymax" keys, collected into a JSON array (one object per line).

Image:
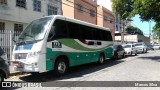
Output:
[
  {"xmin": 54, "ymin": 59, "xmax": 67, "ymax": 76},
  {"xmin": 98, "ymin": 54, "xmax": 105, "ymax": 64}
]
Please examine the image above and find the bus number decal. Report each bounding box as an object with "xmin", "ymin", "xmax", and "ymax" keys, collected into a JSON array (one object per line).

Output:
[{"xmin": 52, "ymin": 42, "xmax": 62, "ymax": 48}]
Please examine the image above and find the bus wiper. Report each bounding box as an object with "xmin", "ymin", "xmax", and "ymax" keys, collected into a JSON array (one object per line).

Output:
[{"xmin": 17, "ymin": 37, "xmax": 26, "ymax": 45}]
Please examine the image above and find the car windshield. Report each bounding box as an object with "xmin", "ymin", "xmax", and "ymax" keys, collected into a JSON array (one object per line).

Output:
[
  {"xmin": 135, "ymin": 43, "xmax": 142, "ymax": 46},
  {"xmin": 147, "ymin": 44, "xmax": 153, "ymax": 47},
  {"xmin": 18, "ymin": 17, "xmax": 52, "ymax": 43},
  {"xmin": 113, "ymin": 45, "xmax": 118, "ymax": 49},
  {"xmin": 123, "ymin": 45, "xmax": 131, "ymax": 48}
]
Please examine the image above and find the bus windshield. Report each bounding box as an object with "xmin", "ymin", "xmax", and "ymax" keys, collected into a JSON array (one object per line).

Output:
[{"xmin": 18, "ymin": 17, "xmax": 52, "ymax": 43}]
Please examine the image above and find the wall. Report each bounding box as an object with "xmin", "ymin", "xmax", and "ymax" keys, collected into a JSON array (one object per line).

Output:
[
  {"xmin": 0, "ymin": 0, "xmax": 61, "ymax": 23},
  {"xmin": 97, "ymin": 6, "xmax": 115, "ymax": 40},
  {"xmin": 115, "ymin": 35, "xmax": 150, "ymax": 44},
  {"xmin": 62, "ymin": 0, "xmax": 75, "ymax": 18},
  {"xmin": 137, "ymin": 35, "xmax": 150, "ymax": 44},
  {"xmin": 74, "ymin": 0, "xmax": 97, "ymax": 24}
]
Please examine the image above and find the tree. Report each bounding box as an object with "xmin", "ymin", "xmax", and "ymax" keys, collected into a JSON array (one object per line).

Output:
[
  {"xmin": 125, "ymin": 25, "xmax": 144, "ymax": 35},
  {"xmin": 152, "ymin": 22, "xmax": 160, "ymax": 37},
  {"xmin": 111, "ymin": 0, "xmax": 160, "ymax": 22}
]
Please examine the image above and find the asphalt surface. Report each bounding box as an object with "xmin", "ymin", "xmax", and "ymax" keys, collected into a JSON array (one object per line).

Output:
[{"xmin": 3, "ymin": 50, "xmax": 160, "ymax": 90}]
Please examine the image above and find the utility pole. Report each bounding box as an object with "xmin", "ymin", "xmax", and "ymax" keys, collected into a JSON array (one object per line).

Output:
[
  {"xmin": 149, "ymin": 20, "xmax": 151, "ymax": 43},
  {"xmin": 121, "ymin": 21, "xmax": 125, "ymax": 44},
  {"xmin": 121, "ymin": 19, "xmax": 132, "ymax": 44}
]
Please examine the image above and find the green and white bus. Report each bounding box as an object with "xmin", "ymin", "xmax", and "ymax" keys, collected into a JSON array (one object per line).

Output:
[{"xmin": 12, "ymin": 15, "xmax": 113, "ymax": 76}]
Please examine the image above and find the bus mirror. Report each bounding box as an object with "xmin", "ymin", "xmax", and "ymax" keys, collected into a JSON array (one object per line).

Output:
[{"xmin": 12, "ymin": 33, "xmax": 16, "ymax": 43}]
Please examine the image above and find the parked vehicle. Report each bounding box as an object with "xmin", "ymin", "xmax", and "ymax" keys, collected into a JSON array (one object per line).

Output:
[
  {"xmin": 0, "ymin": 47, "xmax": 9, "ymax": 85},
  {"xmin": 123, "ymin": 44, "xmax": 137, "ymax": 56},
  {"xmin": 153, "ymin": 44, "xmax": 160, "ymax": 50},
  {"xmin": 146, "ymin": 44, "xmax": 154, "ymax": 50},
  {"xmin": 12, "ymin": 15, "xmax": 114, "ymax": 76},
  {"xmin": 135, "ymin": 42, "xmax": 147, "ymax": 53},
  {"xmin": 113, "ymin": 45, "xmax": 126, "ymax": 60}
]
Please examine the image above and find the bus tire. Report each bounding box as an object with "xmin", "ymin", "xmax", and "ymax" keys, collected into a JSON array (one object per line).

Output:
[
  {"xmin": 54, "ymin": 58, "xmax": 68, "ymax": 76},
  {"xmin": 98, "ymin": 54, "xmax": 105, "ymax": 64}
]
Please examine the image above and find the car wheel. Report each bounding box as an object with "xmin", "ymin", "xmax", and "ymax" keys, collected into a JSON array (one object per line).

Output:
[
  {"xmin": 122, "ymin": 53, "xmax": 125, "ymax": 58},
  {"xmin": 54, "ymin": 59, "xmax": 68, "ymax": 76},
  {"xmin": 114, "ymin": 53, "xmax": 119, "ymax": 60},
  {"xmin": 135, "ymin": 51, "xmax": 137, "ymax": 56},
  {"xmin": 98, "ymin": 54, "xmax": 105, "ymax": 64},
  {"xmin": 0, "ymin": 73, "xmax": 4, "ymax": 87},
  {"xmin": 142, "ymin": 49, "xmax": 145, "ymax": 53},
  {"xmin": 130, "ymin": 52, "xmax": 132, "ymax": 56},
  {"xmin": 145, "ymin": 50, "xmax": 147, "ymax": 53}
]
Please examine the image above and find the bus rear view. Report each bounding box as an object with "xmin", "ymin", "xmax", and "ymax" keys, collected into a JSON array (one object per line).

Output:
[{"xmin": 12, "ymin": 15, "xmax": 113, "ymax": 76}]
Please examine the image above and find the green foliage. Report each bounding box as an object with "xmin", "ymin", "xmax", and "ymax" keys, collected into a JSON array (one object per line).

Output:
[
  {"xmin": 111, "ymin": 0, "xmax": 160, "ymax": 22},
  {"xmin": 125, "ymin": 25, "xmax": 144, "ymax": 35},
  {"xmin": 152, "ymin": 22, "xmax": 160, "ymax": 37}
]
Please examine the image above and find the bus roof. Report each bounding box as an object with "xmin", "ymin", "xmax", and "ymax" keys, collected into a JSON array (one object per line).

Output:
[{"xmin": 44, "ymin": 15, "xmax": 111, "ymax": 32}]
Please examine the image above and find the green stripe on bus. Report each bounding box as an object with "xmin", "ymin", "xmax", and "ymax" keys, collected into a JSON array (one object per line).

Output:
[{"xmin": 58, "ymin": 39, "xmax": 113, "ymax": 51}]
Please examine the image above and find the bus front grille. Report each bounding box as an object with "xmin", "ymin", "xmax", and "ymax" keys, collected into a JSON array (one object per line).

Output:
[{"xmin": 15, "ymin": 53, "xmax": 27, "ymax": 59}]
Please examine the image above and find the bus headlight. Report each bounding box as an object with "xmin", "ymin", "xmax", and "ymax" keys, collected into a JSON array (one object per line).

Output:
[{"xmin": 27, "ymin": 51, "xmax": 41, "ymax": 58}]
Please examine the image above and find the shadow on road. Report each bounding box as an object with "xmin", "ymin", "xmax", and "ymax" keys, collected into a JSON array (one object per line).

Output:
[
  {"xmin": 138, "ymin": 56, "xmax": 160, "ymax": 62},
  {"xmin": 19, "ymin": 60, "xmax": 124, "ymax": 82}
]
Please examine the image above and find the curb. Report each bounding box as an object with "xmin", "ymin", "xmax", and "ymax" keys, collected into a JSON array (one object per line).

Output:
[{"xmin": 9, "ymin": 72, "xmax": 21, "ymax": 76}]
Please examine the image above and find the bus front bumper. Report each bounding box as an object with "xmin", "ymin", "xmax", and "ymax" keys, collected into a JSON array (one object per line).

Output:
[{"xmin": 12, "ymin": 61, "xmax": 39, "ymax": 72}]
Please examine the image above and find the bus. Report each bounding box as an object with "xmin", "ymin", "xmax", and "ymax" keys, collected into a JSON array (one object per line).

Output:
[{"xmin": 12, "ymin": 15, "xmax": 113, "ymax": 76}]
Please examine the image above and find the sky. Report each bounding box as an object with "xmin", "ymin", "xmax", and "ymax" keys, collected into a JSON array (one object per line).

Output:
[
  {"xmin": 97, "ymin": 0, "xmax": 156, "ymax": 37},
  {"xmin": 131, "ymin": 15, "xmax": 155, "ymax": 36}
]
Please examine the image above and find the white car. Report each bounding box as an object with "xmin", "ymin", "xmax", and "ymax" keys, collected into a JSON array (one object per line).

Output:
[
  {"xmin": 123, "ymin": 44, "xmax": 137, "ymax": 56},
  {"xmin": 153, "ymin": 44, "xmax": 160, "ymax": 50},
  {"xmin": 135, "ymin": 42, "xmax": 147, "ymax": 53}
]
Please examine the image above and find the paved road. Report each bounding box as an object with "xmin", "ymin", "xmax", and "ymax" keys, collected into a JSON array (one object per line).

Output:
[{"xmin": 4, "ymin": 50, "xmax": 160, "ymax": 90}]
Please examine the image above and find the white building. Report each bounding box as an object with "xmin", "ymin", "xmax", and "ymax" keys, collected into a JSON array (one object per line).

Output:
[
  {"xmin": 0, "ymin": 0, "xmax": 62, "ymax": 59},
  {"xmin": 115, "ymin": 34, "xmax": 150, "ymax": 44},
  {"xmin": 0, "ymin": 0, "xmax": 62, "ymax": 31}
]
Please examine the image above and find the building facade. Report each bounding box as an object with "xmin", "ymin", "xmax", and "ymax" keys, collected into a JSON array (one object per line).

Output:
[
  {"xmin": 97, "ymin": 6, "xmax": 115, "ymax": 39},
  {"xmin": 62, "ymin": 0, "xmax": 97, "ymax": 24},
  {"xmin": 0, "ymin": 0, "xmax": 62, "ymax": 31},
  {"xmin": 0, "ymin": 0, "xmax": 62, "ymax": 59},
  {"xmin": 62, "ymin": 0, "xmax": 115, "ymax": 39}
]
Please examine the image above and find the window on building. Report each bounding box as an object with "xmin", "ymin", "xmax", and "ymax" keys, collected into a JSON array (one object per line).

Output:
[
  {"xmin": 0, "ymin": 22, "xmax": 5, "ymax": 32},
  {"xmin": 33, "ymin": 0, "xmax": 41, "ymax": 12},
  {"xmin": 103, "ymin": 16, "xmax": 108, "ymax": 21},
  {"xmin": 14, "ymin": 24, "xmax": 23, "ymax": 36},
  {"xmin": 77, "ymin": 4, "xmax": 83, "ymax": 12},
  {"xmin": 0, "ymin": 0, "xmax": 7, "ymax": 5},
  {"xmin": 110, "ymin": 19, "xmax": 113, "ymax": 23},
  {"xmin": 119, "ymin": 21, "xmax": 122, "ymax": 24},
  {"xmin": 90, "ymin": 9, "xmax": 96, "ymax": 17},
  {"xmin": 48, "ymin": 5, "xmax": 58, "ymax": 15},
  {"xmin": 16, "ymin": 0, "xmax": 26, "ymax": 8}
]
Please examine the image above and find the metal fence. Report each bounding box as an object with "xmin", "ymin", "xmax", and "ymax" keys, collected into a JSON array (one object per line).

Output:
[{"xmin": 0, "ymin": 30, "xmax": 21, "ymax": 60}]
